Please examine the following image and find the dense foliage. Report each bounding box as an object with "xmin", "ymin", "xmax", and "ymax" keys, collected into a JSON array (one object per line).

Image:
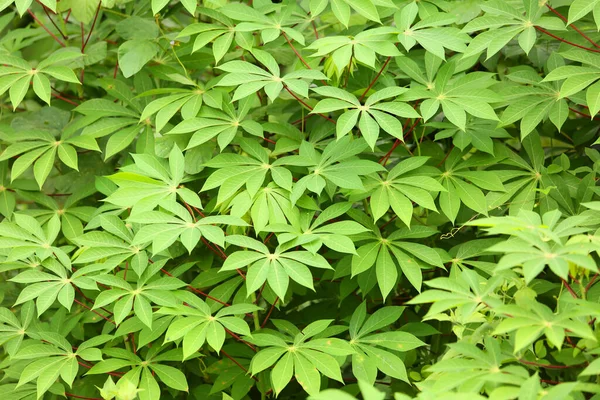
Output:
[{"xmin": 1, "ymin": 0, "xmax": 600, "ymax": 399}]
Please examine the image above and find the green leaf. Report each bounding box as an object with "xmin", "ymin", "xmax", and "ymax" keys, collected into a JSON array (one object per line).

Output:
[
  {"xmin": 33, "ymin": 148, "xmax": 57, "ymax": 188},
  {"xmin": 150, "ymin": 364, "xmax": 189, "ymax": 392},
  {"xmin": 271, "ymin": 352, "xmax": 294, "ymax": 395},
  {"xmin": 134, "ymin": 295, "xmax": 153, "ymax": 328},
  {"xmin": 376, "ymin": 248, "xmax": 397, "ymax": 301},
  {"xmin": 118, "ymin": 40, "xmax": 159, "ymax": 78},
  {"xmin": 568, "ymin": 0, "xmax": 600, "ymax": 24}
]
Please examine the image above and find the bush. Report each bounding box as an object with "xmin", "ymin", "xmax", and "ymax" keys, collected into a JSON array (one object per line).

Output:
[{"xmin": 1, "ymin": 0, "xmax": 600, "ymax": 399}]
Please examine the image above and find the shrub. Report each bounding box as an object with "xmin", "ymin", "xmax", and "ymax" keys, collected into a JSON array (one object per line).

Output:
[{"xmin": 1, "ymin": 0, "xmax": 600, "ymax": 399}]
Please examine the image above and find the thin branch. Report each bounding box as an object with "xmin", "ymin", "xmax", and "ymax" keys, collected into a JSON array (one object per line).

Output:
[
  {"xmin": 77, "ymin": 359, "xmax": 123, "ymax": 377},
  {"xmin": 66, "ymin": 393, "xmax": 103, "ymax": 400},
  {"xmin": 535, "ymin": 26, "xmax": 600, "ymax": 53},
  {"xmin": 359, "ymin": 56, "xmax": 391, "ymax": 102},
  {"xmin": 27, "ymin": 9, "xmax": 66, "ymax": 47},
  {"xmin": 39, "ymin": 3, "xmax": 67, "ymax": 39},
  {"xmin": 52, "ymin": 92, "xmax": 79, "ymax": 106},
  {"xmin": 261, "ymin": 297, "xmax": 279, "ymax": 328},
  {"xmin": 569, "ymin": 106, "xmax": 600, "ymax": 120},
  {"xmin": 224, "ymin": 328, "xmax": 257, "ymax": 351},
  {"xmin": 281, "ymin": 31, "xmax": 311, "ymax": 70},
  {"xmin": 284, "ymin": 85, "xmax": 336, "ymax": 124},
  {"xmin": 519, "ymin": 359, "xmax": 587, "ymax": 369},
  {"xmin": 83, "ymin": 2, "xmax": 102, "ymax": 51},
  {"xmin": 561, "ymin": 278, "xmax": 578, "ymax": 299},
  {"xmin": 74, "ymin": 299, "xmax": 115, "ymax": 325},
  {"xmin": 545, "ymin": 3, "xmax": 600, "ymax": 49},
  {"xmin": 160, "ymin": 268, "xmax": 232, "ymax": 307},
  {"xmin": 585, "ymin": 273, "xmax": 599, "ymax": 293},
  {"xmin": 379, "ymin": 117, "xmax": 421, "ymax": 165},
  {"xmin": 221, "ymin": 350, "xmax": 259, "ymax": 381}
]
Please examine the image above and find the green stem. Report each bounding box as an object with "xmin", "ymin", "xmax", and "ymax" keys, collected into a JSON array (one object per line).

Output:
[{"xmin": 250, "ymin": 293, "xmax": 261, "ymax": 331}]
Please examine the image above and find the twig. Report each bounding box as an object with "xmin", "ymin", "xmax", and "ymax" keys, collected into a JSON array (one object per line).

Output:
[
  {"xmin": 52, "ymin": 92, "xmax": 79, "ymax": 106},
  {"xmin": 379, "ymin": 117, "xmax": 421, "ymax": 165},
  {"xmin": 284, "ymin": 85, "xmax": 336, "ymax": 124},
  {"xmin": 74, "ymin": 299, "xmax": 115, "ymax": 325},
  {"xmin": 221, "ymin": 350, "xmax": 260, "ymax": 381},
  {"xmin": 519, "ymin": 359, "xmax": 587, "ymax": 369},
  {"xmin": 27, "ymin": 9, "xmax": 66, "ymax": 47},
  {"xmin": 585, "ymin": 273, "xmax": 599, "ymax": 292},
  {"xmin": 224, "ymin": 328, "xmax": 256, "ymax": 351},
  {"xmin": 261, "ymin": 298, "xmax": 279, "ymax": 328},
  {"xmin": 359, "ymin": 56, "xmax": 391, "ymax": 102},
  {"xmin": 66, "ymin": 393, "xmax": 103, "ymax": 399},
  {"xmin": 569, "ymin": 107, "xmax": 600, "ymax": 120},
  {"xmin": 39, "ymin": 3, "xmax": 67, "ymax": 39},
  {"xmin": 281, "ymin": 31, "xmax": 311, "ymax": 70},
  {"xmin": 77, "ymin": 359, "xmax": 123, "ymax": 377},
  {"xmin": 561, "ymin": 278, "xmax": 578, "ymax": 298},
  {"xmin": 83, "ymin": 2, "xmax": 102, "ymax": 51},
  {"xmin": 535, "ymin": 26, "xmax": 600, "ymax": 53},
  {"xmin": 160, "ymin": 268, "xmax": 232, "ymax": 307},
  {"xmin": 545, "ymin": 3, "xmax": 600, "ymax": 49}
]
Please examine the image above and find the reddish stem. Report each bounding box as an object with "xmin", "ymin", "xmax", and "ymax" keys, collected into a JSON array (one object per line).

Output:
[
  {"xmin": 585, "ymin": 273, "xmax": 599, "ymax": 292},
  {"xmin": 281, "ymin": 31, "xmax": 311, "ymax": 71},
  {"xmin": 66, "ymin": 393, "xmax": 103, "ymax": 399},
  {"xmin": 52, "ymin": 92, "xmax": 79, "ymax": 106},
  {"xmin": 224, "ymin": 328, "xmax": 256, "ymax": 351},
  {"xmin": 359, "ymin": 56, "xmax": 391, "ymax": 102},
  {"xmin": 27, "ymin": 9, "xmax": 66, "ymax": 47},
  {"xmin": 221, "ymin": 350, "xmax": 260, "ymax": 382},
  {"xmin": 77, "ymin": 359, "xmax": 123, "ymax": 377},
  {"xmin": 74, "ymin": 299, "xmax": 115, "ymax": 325},
  {"xmin": 569, "ymin": 107, "xmax": 600, "ymax": 120},
  {"xmin": 160, "ymin": 268, "xmax": 232, "ymax": 307},
  {"xmin": 284, "ymin": 86, "xmax": 336, "ymax": 124},
  {"xmin": 83, "ymin": 2, "xmax": 102, "ymax": 51},
  {"xmin": 311, "ymin": 20, "xmax": 319, "ymax": 39},
  {"xmin": 379, "ymin": 117, "xmax": 421, "ymax": 165},
  {"xmin": 519, "ymin": 359, "xmax": 586, "ymax": 369},
  {"xmin": 261, "ymin": 297, "xmax": 279, "ymax": 328},
  {"xmin": 535, "ymin": 26, "xmax": 600, "ymax": 53},
  {"xmin": 561, "ymin": 278, "xmax": 578, "ymax": 298},
  {"xmin": 545, "ymin": 4, "xmax": 600, "ymax": 49},
  {"xmin": 39, "ymin": 3, "xmax": 67, "ymax": 39}
]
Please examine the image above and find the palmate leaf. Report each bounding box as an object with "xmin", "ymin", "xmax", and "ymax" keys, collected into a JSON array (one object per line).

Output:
[
  {"xmin": 0, "ymin": 301, "xmax": 35, "ymax": 356},
  {"xmin": 216, "ymin": 49, "xmax": 328, "ymax": 102},
  {"xmin": 3, "ymin": 0, "xmax": 600, "ymax": 399},
  {"xmin": 277, "ymin": 137, "xmax": 387, "ymax": 204},
  {"xmin": 347, "ymin": 302, "xmax": 424, "ymax": 384},
  {"xmin": 248, "ymin": 319, "xmax": 354, "ymax": 396},
  {"xmin": 351, "ymin": 212, "xmax": 444, "ymax": 294},
  {"xmin": 220, "ymin": 235, "xmax": 332, "ymax": 299},
  {"xmin": 310, "ymin": 86, "xmax": 419, "ymax": 149},
  {"xmin": 0, "ymin": 130, "xmax": 100, "ymax": 187},
  {"xmin": 104, "ymin": 146, "xmax": 203, "ymax": 215},
  {"xmin": 436, "ymin": 147, "xmax": 506, "ymax": 223},
  {"xmin": 264, "ymin": 202, "xmax": 369, "ymax": 254},
  {"xmin": 308, "ymin": 28, "xmax": 400, "ymax": 72},
  {"xmin": 91, "ymin": 272, "xmax": 186, "ymax": 328},
  {"xmin": 12, "ymin": 333, "xmax": 109, "ymax": 399},
  {"xmin": 167, "ymin": 94, "xmax": 263, "ymax": 152},
  {"xmin": 365, "ymin": 156, "xmax": 446, "ymax": 226},
  {"xmin": 129, "ymin": 204, "xmax": 247, "ymax": 254},
  {"xmin": 471, "ymin": 209, "xmax": 598, "ymax": 282},
  {"xmin": 160, "ymin": 292, "xmax": 259, "ymax": 357},
  {"xmin": 201, "ymin": 137, "xmax": 293, "ymax": 208},
  {"xmin": 396, "ymin": 3, "xmax": 469, "ymax": 60},
  {"xmin": 0, "ymin": 50, "xmax": 81, "ymax": 109}
]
